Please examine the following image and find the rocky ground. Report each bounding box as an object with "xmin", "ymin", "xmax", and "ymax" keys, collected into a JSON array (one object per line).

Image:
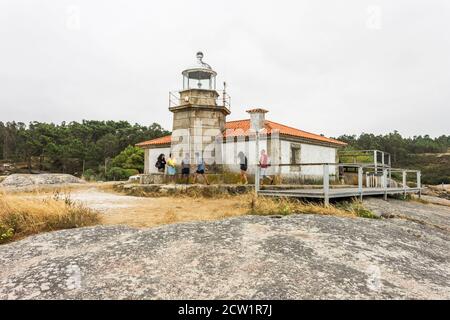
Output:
[
  {"xmin": 423, "ymin": 185, "xmax": 450, "ymax": 200},
  {"xmin": 364, "ymin": 198, "xmax": 449, "ymax": 231},
  {"xmin": 0, "ymin": 174, "xmax": 84, "ymax": 188},
  {"xmin": 0, "ymin": 196, "xmax": 448, "ymax": 300}
]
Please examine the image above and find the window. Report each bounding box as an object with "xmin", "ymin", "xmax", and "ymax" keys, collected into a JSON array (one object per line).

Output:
[{"xmin": 290, "ymin": 144, "xmax": 301, "ymax": 172}]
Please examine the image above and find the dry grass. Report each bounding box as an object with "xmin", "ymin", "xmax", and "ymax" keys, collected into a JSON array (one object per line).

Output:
[
  {"xmin": 410, "ymin": 197, "xmax": 431, "ymax": 205},
  {"xmin": 405, "ymin": 194, "xmax": 432, "ymax": 205},
  {"xmin": 0, "ymin": 192, "xmax": 101, "ymax": 244},
  {"xmin": 0, "ymin": 185, "xmax": 377, "ymax": 240},
  {"xmin": 102, "ymin": 196, "xmax": 248, "ymax": 228},
  {"xmin": 0, "ymin": 184, "xmax": 86, "ymax": 196},
  {"xmin": 0, "ymin": 182, "xmax": 119, "ymax": 196},
  {"xmin": 114, "ymin": 183, "xmax": 252, "ymax": 199},
  {"xmin": 391, "ymin": 193, "xmax": 433, "ymax": 205},
  {"xmin": 163, "ymin": 209, "xmax": 177, "ymax": 224},
  {"xmin": 245, "ymin": 193, "xmax": 378, "ymax": 219}
]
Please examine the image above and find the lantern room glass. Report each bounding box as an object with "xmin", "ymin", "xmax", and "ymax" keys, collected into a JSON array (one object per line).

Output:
[{"xmin": 183, "ymin": 71, "xmax": 216, "ymax": 90}]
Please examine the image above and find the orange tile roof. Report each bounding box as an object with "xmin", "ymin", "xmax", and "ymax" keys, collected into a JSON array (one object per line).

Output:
[
  {"xmin": 224, "ymin": 119, "xmax": 346, "ymax": 145},
  {"xmin": 136, "ymin": 135, "xmax": 172, "ymax": 147},
  {"xmin": 137, "ymin": 119, "xmax": 346, "ymax": 147}
]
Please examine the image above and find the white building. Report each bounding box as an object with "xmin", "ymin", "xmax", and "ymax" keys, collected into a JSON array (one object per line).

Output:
[{"xmin": 137, "ymin": 52, "xmax": 346, "ymax": 179}]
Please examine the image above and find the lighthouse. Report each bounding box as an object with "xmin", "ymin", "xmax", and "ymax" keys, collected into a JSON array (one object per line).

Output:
[
  {"xmin": 137, "ymin": 52, "xmax": 346, "ymax": 182},
  {"xmin": 169, "ymin": 52, "xmax": 231, "ymax": 165}
]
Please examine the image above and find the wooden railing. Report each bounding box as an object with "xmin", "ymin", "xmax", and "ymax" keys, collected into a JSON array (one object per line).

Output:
[{"xmin": 257, "ymin": 162, "xmax": 421, "ymax": 205}]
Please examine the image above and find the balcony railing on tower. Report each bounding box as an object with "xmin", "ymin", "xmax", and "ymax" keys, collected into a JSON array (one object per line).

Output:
[{"xmin": 169, "ymin": 90, "xmax": 231, "ymax": 110}]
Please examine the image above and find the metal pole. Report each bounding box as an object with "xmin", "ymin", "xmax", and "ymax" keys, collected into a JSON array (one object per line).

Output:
[
  {"xmin": 388, "ymin": 168, "xmax": 391, "ymax": 188},
  {"xmin": 223, "ymin": 82, "xmax": 226, "ymax": 108},
  {"xmin": 373, "ymin": 150, "xmax": 377, "ymax": 174},
  {"xmin": 323, "ymin": 164, "xmax": 329, "ymax": 206},
  {"xmin": 255, "ymin": 131, "xmax": 260, "ymax": 194},
  {"xmin": 381, "ymin": 152, "xmax": 387, "ymax": 187},
  {"xmin": 383, "ymin": 168, "xmax": 388, "ymax": 200},
  {"xmin": 417, "ymin": 171, "xmax": 421, "ymax": 198},
  {"xmin": 402, "ymin": 170, "xmax": 407, "ymax": 199},
  {"xmin": 358, "ymin": 166, "xmax": 363, "ymax": 201},
  {"xmin": 388, "ymin": 153, "xmax": 392, "ymax": 187}
]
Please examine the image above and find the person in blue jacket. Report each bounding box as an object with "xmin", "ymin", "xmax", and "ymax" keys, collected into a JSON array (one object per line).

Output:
[{"xmin": 192, "ymin": 152, "xmax": 209, "ymax": 185}]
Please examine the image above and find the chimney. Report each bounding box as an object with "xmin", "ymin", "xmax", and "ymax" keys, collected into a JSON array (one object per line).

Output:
[{"xmin": 246, "ymin": 108, "xmax": 268, "ymax": 131}]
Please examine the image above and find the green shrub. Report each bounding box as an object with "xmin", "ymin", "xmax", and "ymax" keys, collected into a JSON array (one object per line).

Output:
[
  {"xmin": 0, "ymin": 225, "xmax": 14, "ymax": 242},
  {"xmin": 107, "ymin": 167, "xmax": 127, "ymax": 181},
  {"xmin": 124, "ymin": 168, "xmax": 139, "ymax": 177},
  {"xmin": 83, "ymin": 168, "xmax": 96, "ymax": 181},
  {"xmin": 336, "ymin": 201, "xmax": 380, "ymax": 219},
  {"xmin": 111, "ymin": 145, "xmax": 144, "ymax": 172},
  {"xmin": 106, "ymin": 167, "xmax": 138, "ymax": 181}
]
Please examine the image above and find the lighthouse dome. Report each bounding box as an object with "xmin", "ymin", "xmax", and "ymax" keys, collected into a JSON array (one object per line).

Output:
[{"xmin": 182, "ymin": 52, "xmax": 217, "ymax": 90}]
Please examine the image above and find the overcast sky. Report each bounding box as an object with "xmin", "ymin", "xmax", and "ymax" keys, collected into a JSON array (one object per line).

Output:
[{"xmin": 0, "ymin": 0, "xmax": 449, "ymax": 138}]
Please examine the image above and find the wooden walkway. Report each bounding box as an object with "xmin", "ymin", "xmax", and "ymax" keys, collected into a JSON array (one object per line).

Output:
[
  {"xmin": 254, "ymin": 161, "xmax": 422, "ymax": 204},
  {"xmin": 258, "ymin": 187, "xmax": 422, "ymax": 201}
]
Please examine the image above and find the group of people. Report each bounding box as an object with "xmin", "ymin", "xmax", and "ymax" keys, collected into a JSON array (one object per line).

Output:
[
  {"xmin": 155, "ymin": 152, "xmax": 209, "ymax": 185},
  {"xmin": 154, "ymin": 149, "xmax": 273, "ymax": 185},
  {"xmin": 238, "ymin": 149, "xmax": 273, "ymax": 185}
]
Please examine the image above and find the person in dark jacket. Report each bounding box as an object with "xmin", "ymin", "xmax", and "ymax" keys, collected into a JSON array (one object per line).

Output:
[
  {"xmin": 155, "ymin": 154, "xmax": 166, "ymax": 173},
  {"xmin": 181, "ymin": 153, "xmax": 190, "ymax": 184},
  {"xmin": 238, "ymin": 151, "xmax": 248, "ymax": 185}
]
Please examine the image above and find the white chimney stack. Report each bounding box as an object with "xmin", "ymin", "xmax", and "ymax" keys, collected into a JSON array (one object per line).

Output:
[{"xmin": 247, "ymin": 108, "xmax": 268, "ymax": 131}]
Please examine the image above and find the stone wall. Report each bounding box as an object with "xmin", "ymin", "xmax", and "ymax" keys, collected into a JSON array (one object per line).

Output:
[
  {"xmin": 115, "ymin": 182, "xmax": 253, "ymax": 197},
  {"xmin": 139, "ymin": 171, "xmax": 254, "ymax": 185},
  {"xmin": 139, "ymin": 173, "xmax": 166, "ymax": 184},
  {"xmin": 170, "ymin": 88, "xmax": 229, "ymax": 168}
]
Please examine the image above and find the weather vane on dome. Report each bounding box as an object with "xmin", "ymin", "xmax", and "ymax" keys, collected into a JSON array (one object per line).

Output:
[{"xmin": 196, "ymin": 51, "xmax": 211, "ymax": 69}]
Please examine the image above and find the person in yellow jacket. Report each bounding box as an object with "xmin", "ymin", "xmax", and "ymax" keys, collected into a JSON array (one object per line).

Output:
[{"xmin": 167, "ymin": 153, "xmax": 177, "ymax": 184}]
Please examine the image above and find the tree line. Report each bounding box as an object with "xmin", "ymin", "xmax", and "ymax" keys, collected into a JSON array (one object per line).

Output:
[
  {"xmin": 0, "ymin": 122, "xmax": 448, "ymax": 183},
  {"xmin": 0, "ymin": 120, "xmax": 170, "ymax": 179},
  {"xmin": 336, "ymin": 131, "xmax": 450, "ymax": 184},
  {"xmin": 336, "ymin": 131, "xmax": 450, "ymax": 163}
]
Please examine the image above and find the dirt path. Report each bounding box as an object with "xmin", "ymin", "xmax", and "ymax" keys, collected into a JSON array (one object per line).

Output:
[
  {"xmin": 16, "ymin": 184, "xmax": 450, "ymax": 230},
  {"xmin": 68, "ymin": 187, "xmax": 248, "ymax": 228}
]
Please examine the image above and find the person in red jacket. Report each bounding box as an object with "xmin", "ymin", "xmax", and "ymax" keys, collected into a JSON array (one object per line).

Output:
[{"xmin": 259, "ymin": 149, "xmax": 273, "ymax": 185}]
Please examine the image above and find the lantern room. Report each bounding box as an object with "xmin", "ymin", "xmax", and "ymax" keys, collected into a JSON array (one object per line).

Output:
[{"xmin": 182, "ymin": 52, "xmax": 217, "ymax": 90}]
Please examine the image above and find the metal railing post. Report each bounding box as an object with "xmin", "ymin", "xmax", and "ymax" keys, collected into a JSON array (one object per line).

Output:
[
  {"xmin": 358, "ymin": 166, "xmax": 363, "ymax": 201},
  {"xmin": 255, "ymin": 132, "xmax": 260, "ymax": 195},
  {"xmin": 383, "ymin": 168, "xmax": 388, "ymax": 200},
  {"xmin": 388, "ymin": 167, "xmax": 392, "ymax": 188},
  {"xmin": 323, "ymin": 164, "xmax": 329, "ymax": 206},
  {"xmin": 373, "ymin": 150, "xmax": 377, "ymax": 174},
  {"xmin": 417, "ymin": 171, "xmax": 421, "ymax": 198}
]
